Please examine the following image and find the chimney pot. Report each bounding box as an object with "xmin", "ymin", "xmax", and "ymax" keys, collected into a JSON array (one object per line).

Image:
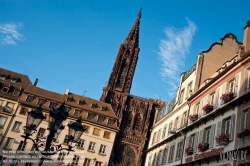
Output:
[{"xmin": 34, "ymin": 78, "xmax": 38, "ymax": 86}]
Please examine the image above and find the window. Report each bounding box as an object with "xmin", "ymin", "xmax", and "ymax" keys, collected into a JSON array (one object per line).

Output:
[
  {"xmin": 0, "ymin": 100, "xmax": 3, "ymax": 105},
  {"xmin": 179, "ymin": 89, "xmax": 185, "ymax": 104},
  {"xmin": 229, "ymin": 79, "xmax": 236, "ymax": 93},
  {"xmin": 205, "ymin": 127, "xmax": 211, "ymax": 143},
  {"xmin": 99, "ymin": 144, "xmax": 107, "ymax": 155},
  {"xmin": 4, "ymin": 138, "xmax": 14, "ymax": 149},
  {"xmin": 181, "ymin": 112, "xmax": 187, "ymax": 128},
  {"xmin": 225, "ymin": 119, "xmax": 231, "ymax": 135},
  {"xmin": 37, "ymin": 99, "xmax": 45, "ymax": 106},
  {"xmin": 30, "ymin": 144, "xmax": 36, "ymax": 154},
  {"xmin": 243, "ymin": 109, "xmax": 250, "ymax": 129},
  {"xmin": 88, "ymin": 142, "xmax": 96, "ymax": 151},
  {"xmin": 168, "ymin": 122, "xmax": 172, "ymax": 136},
  {"xmin": 13, "ymin": 90, "xmax": 20, "ymax": 96},
  {"xmin": 66, "ymin": 97, "xmax": 73, "ymax": 102},
  {"xmin": 190, "ymin": 134, "xmax": 195, "ymax": 148},
  {"xmin": 84, "ymin": 125, "xmax": 90, "ymax": 133},
  {"xmin": 17, "ymin": 141, "xmax": 26, "ymax": 151},
  {"xmin": 152, "ymin": 132, "xmax": 156, "ymax": 145},
  {"xmin": 26, "ymin": 95, "xmax": 34, "ymax": 102},
  {"xmin": 79, "ymin": 100, "xmax": 86, "ymax": 105},
  {"xmin": 195, "ymin": 103, "xmax": 200, "ymax": 115},
  {"xmin": 37, "ymin": 128, "xmax": 46, "ymax": 137},
  {"xmin": 0, "ymin": 76, "xmax": 5, "ymax": 80},
  {"xmin": 71, "ymin": 155, "xmax": 80, "ymax": 165},
  {"xmin": 162, "ymin": 147, "xmax": 168, "ymax": 165},
  {"xmin": 174, "ymin": 117, "xmax": 179, "ymax": 129},
  {"xmin": 97, "ymin": 116, "xmax": 104, "ymax": 122},
  {"xmin": 63, "ymin": 135, "xmax": 69, "ymax": 144},
  {"xmin": 83, "ymin": 158, "xmax": 91, "ymax": 166},
  {"xmin": 187, "ymin": 82, "xmax": 193, "ymax": 98},
  {"xmin": 108, "ymin": 119, "xmax": 115, "ymax": 126},
  {"xmin": 210, "ymin": 92, "xmax": 215, "ymax": 105},
  {"xmin": 77, "ymin": 139, "xmax": 85, "ymax": 148},
  {"xmin": 91, "ymin": 104, "xmax": 98, "ymax": 108},
  {"xmin": 102, "ymin": 106, "xmax": 108, "ymax": 111},
  {"xmin": 11, "ymin": 79, "xmax": 17, "ymax": 83},
  {"xmin": 168, "ymin": 144, "xmax": 175, "ymax": 163},
  {"xmin": 4, "ymin": 102, "xmax": 14, "ymax": 113},
  {"xmin": 74, "ymin": 109, "xmax": 81, "ymax": 116},
  {"xmin": 87, "ymin": 113, "xmax": 94, "ymax": 119},
  {"xmin": 247, "ymin": 69, "xmax": 250, "ymax": 89},
  {"xmin": 157, "ymin": 130, "xmax": 161, "ymax": 142},
  {"xmin": 103, "ymin": 131, "xmax": 110, "ymax": 139},
  {"xmin": 57, "ymin": 152, "xmax": 66, "ymax": 162},
  {"xmin": 0, "ymin": 116, "xmax": 7, "ymax": 128},
  {"xmin": 162, "ymin": 125, "xmax": 167, "ymax": 140},
  {"xmin": 12, "ymin": 121, "xmax": 21, "ymax": 131},
  {"xmin": 95, "ymin": 161, "xmax": 102, "ymax": 166},
  {"xmin": 175, "ymin": 141, "xmax": 183, "ymax": 160},
  {"xmin": 49, "ymin": 102, "xmax": 56, "ymax": 108},
  {"xmin": 93, "ymin": 128, "xmax": 100, "ymax": 136}
]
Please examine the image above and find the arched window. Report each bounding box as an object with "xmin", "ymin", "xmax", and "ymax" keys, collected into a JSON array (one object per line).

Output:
[
  {"xmin": 133, "ymin": 114, "xmax": 141, "ymax": 131},
  {"xmin": 125, "ymin": 112, "xmax": 133, "ymax": 129},
  {"xmin": 116, "ymin": 61, "xmax": 127, "ymax": 88}
]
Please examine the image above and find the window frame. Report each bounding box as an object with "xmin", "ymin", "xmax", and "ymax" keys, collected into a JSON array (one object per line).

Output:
[{"xmin": 12, "ymin": 121, "xmax": 21, "ymax": 131}]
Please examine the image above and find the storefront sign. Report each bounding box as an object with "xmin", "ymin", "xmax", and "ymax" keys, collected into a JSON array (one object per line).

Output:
[{"xmin": 185, "ymin": 148, "xmax": 224, "ymax": 163}]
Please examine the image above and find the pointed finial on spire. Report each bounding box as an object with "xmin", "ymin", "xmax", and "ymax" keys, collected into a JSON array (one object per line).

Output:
[{"xmin": 137, "ymin": 7, "xmax": 142, "ymax": 20}]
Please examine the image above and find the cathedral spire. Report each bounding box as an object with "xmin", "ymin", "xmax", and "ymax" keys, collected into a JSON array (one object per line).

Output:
[{"xmin": 124, "ymin": 7, "xmax": 141, "ymax": 48}]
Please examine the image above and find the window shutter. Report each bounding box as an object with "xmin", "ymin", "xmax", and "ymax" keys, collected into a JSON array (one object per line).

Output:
[
  {"xmin": 222, "ymin": 82, "xmax": 227, "ymax": 94},
  {"xmin": 193, "ymin": 132, "xmax": 199, "ymax": 153},
  {"xmin": 216, "ymin": 121, "xmax": 222, "ymax": 145},
  {"xmin": 198, "ymin": 99, "xmax": 203, "ymax": 118},
  {"xmin": 230, "ymin": 114, "xmax": 236, "ymax": 140},
  {"xmin": 198, "ymin": 129, "xmax": 204, "ymax": 144},
  {"xmin": 184, "ymin": 136, "xmax": 189, "ymax": 156},
  {"xmin": 165, "ymin": 124, "xmax": 168, "ymax": 138},
  {"xmin": 177, "ymin": 116, "xmax": 181, "ymax": 129},
  {"xmin": 209, "ymin": 124, "xmax": 216, "ymax": 148},
  {"xmin": 235, "ymin": 74, "xmax": 239, "ymax": 96},
  {"xmin": 214, "ymin": 88, "xmax": 219, "ymax": 108},
  {"xmin": 246, "ymin": 69, "xmax": 250, "ymax": 90},
  {"xmin": 202, "ymin": 97, "xmax": 207, "ymax": 116}
]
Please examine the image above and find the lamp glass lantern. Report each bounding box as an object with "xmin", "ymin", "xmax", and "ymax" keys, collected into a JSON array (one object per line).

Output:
[
  {"xmin": 26, "ymin": 108, "xmax": 46, "ymax": 134},
  {"xmin": 67, "ymin": 118, "xmax": 85, "ymax": 143}
]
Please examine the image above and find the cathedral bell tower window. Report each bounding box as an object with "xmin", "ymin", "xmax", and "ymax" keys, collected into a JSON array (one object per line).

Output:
[{"xmin": 116, "ymin": 61, "xmax": 127, "ymax": 88}]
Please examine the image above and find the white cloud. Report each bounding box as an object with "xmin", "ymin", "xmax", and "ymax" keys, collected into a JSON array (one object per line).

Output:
[
  {"xmin": 157, "ymin": 17, "xmax": 197, "ymax": 97},
  {"xmin": 0, "ymin": 23, "xmax": 24, "ymax": 45}
]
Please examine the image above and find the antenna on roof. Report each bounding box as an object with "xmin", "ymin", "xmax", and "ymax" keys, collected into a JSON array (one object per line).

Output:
[{"xmin": 83, "ymin": 91, "xmax": 86, "ymax": 96}]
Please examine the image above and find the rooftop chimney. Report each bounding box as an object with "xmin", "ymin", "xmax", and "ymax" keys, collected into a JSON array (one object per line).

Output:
[
  {"xmin": 243, "ymin": 20, "xmax": 250, "ymax": 52},
  {"xmin": 64, "ymin": 88, "xmax": 70, "ymax": 95},
  {"xmin": 34, "ymin": 78, "xmax": 38, "ymax": 86}
]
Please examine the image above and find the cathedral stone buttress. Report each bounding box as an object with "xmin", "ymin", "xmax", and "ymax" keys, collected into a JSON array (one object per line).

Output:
[{"xmin": 100, "ymin": 8, "xmax": 165, "ymax": 166}]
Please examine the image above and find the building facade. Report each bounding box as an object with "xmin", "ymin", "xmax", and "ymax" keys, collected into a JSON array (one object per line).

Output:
[
  {"xmin": 0, "ymin": 83, "xmax": 119, "ymax": 165},
  {"xmin": 100, "ymin": 9, "xmax": 166, "ymax": 166},
  {"xmin": 145, "ymin": 21, "xmax": 250, "ymax": 166}
]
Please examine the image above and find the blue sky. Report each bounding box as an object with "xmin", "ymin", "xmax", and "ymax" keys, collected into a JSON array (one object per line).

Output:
[{"xmin": 0, "ymin": 0, "xmax": 250, "ymax": 102}]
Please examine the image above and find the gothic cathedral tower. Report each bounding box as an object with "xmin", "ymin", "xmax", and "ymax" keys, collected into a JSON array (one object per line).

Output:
[{"xmin": 100, "ymin": 8, "xmax": 164, "ymax": 166}]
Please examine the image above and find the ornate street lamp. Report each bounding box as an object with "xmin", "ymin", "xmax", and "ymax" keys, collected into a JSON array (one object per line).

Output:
[{"xmin": 21, "ymin": 102, "xmax": 86, "ymax": 166}]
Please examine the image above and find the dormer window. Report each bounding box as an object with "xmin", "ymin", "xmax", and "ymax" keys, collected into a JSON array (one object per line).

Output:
[
  {"xmin": 13, "ymin": 90, "xmax": 20, "ymax": 96},
  {"xmin": 97, "ymin": 116, "xmax": 105, "ymax": 123},
  {"xmin": 67, "ymin": 97, "xmax": 74, "ymax": 102},
  {"xmin": 87, "ymin": 113, "xmax": 94, "ymax": 120},
  {"xmin": 11, "ymin": 79, "xmax": 17, "ymax": 83},
  {"xmin": 37, "ymin": 99, "xmax": 45, "ymax": 106},
  {"xmin": 26, "ymin": 95, "xmax": 34, "ymax": 102},
  {"xmin": 79, "ymin": 100, "xmax": 86, "ymax": 105},
  {"xmin": 49, "ymin": 102, "xmax": 56, "ymax": 108},
  {"xmin": 102, "ymin": 107, "xmax": 108, "ymax": 111},
  {"xmin": 91, "ymin": 104, "xmax": 98, "ymax": 108},
  {"xmin": 2, "ymin": 87, "xmax": 9, "ymax": 93},
  {"xmin": 74, "ymin": 109, "xmax": 81, "ymax": 116},
  {"xmin": 107, "ymin": 119, "xmax": 115, "ymax": 126}
]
